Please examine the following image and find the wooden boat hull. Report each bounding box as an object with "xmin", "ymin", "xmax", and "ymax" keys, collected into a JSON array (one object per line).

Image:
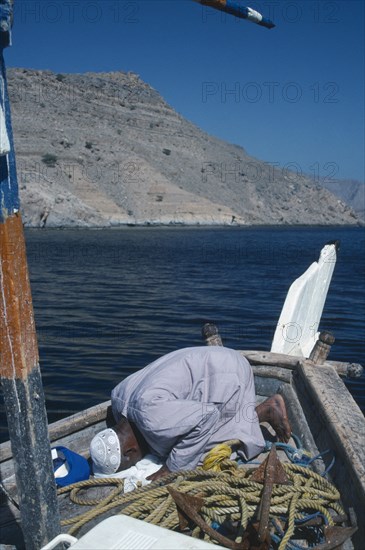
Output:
[{"xmin": 1, "ymin": 354, "xmax": 364, "ymax": 549}]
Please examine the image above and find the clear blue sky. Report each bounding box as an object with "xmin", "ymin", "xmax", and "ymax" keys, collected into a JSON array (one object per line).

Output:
[{"xmin": 5, "ymin": 0, "xmax": 365, "ymax": 182}]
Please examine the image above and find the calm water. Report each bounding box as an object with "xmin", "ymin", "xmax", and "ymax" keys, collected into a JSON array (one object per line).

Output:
[{"xmin": 1, "ymin": 226, "xmax": 364, "ymax": 442}]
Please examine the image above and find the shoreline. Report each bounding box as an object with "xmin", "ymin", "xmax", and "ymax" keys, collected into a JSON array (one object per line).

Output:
[{"xmin": 23, "ymin": 221, "xmax": 364, "ymax": 231}]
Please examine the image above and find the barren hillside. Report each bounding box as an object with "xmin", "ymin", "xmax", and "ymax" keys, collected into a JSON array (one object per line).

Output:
[{"xmin": 7, "ymin": 68, "xmax": 360, "ymax": 227}]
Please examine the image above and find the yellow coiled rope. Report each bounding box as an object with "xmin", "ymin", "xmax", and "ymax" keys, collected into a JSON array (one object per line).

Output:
[
  {"xmin": 202, "ymin": 442, "xmax": 234, "ymax": 472},
  {"xmin": 58, "ymin": 444, "xmax": 345, "ymax": 547},
  {"xmin": 202, "ymin": 438, "xmax": 252, "ymax": 474}
]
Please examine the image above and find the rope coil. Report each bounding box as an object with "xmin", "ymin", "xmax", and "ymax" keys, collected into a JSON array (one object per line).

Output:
[{"xmin": 58, "ymin": 461, "xmax": 345, "ymax": 545}]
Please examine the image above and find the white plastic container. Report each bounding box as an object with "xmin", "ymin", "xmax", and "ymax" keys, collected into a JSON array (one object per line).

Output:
[{"xmin": 42, "ymin": 515, "xmax": 226, "ymax": 550}]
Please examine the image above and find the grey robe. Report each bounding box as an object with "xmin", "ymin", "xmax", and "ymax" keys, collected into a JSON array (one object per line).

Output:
[{"xmin": 111, "ymin": 346, "xmax": 265, "ymax": 471}]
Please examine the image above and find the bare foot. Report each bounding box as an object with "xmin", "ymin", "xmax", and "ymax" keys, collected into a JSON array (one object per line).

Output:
[{"xmin": 256, "ymin": 394, "xmax": 291, "ymax": 443}]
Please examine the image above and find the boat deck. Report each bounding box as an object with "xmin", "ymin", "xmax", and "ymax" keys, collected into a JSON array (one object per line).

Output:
[{"xmin": 1, "ymin": 360, "xmax": 364, "ymax": 549}]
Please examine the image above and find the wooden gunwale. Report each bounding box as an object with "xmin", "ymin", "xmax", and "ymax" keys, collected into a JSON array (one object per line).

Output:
[{"xmin": 239, "ymin": 349, "xmax": 363, "ymax": 378}]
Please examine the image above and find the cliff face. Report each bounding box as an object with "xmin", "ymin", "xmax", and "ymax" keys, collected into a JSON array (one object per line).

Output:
[
  {"xmin": 7, "ymin": 68, "xmax": 359, "ymax": 227},
  {"xmin": 321, "ymin": 179, "xmax": 364, "ymax": 221}
]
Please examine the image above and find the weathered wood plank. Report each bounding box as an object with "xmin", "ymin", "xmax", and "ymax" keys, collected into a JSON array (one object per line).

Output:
[
  {"xmin": 254, "ymin": 377, "xmax": 288, "ymax": 397},
  {"xmin": 279, "ymin": 384, "xmax": 321, "ymax": 474},
  {"xmin": 296, "ymin": 360, "xmax": 365, "ymax": 546},
  {"xmin": 51, "ymin": 422, "xmax": 108, "ymax": 457},
  {"xmin": 252, "ymin": 365, "xmax": 292, "ymax": 383},
  {"xmin": 0, "ymin": 401, "xmax": 111, "ymax": 463},
  {"xmin": 239, "ymin": 350, "xmax": 363, "ymax": 378},
  {"xmin": 49, "ymin": 400, "xmax": 111, "ymax": 441}
]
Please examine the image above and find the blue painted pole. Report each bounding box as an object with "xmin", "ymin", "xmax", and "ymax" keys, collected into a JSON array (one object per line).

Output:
[
  {"xmin": 195, "ymin": 0, "xmax": 275, "ymax": 28},
  {"xmin": 0, "ymin": 1, "xmax": 61, "ymax": 548}
]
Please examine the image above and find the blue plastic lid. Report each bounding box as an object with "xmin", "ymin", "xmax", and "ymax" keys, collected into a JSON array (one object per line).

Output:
[{"xmin": 52, "ymin": 446, "xmax": 90, "ymax": 487}]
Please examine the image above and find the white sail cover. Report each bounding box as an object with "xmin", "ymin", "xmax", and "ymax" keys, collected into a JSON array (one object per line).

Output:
[{"xmin": 271, "ymin": 242, "xmax": 338, "ymax": 357}]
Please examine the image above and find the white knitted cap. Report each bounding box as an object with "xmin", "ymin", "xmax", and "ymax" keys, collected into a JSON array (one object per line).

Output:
[{"xmin": 90, "ymin": 428, "xmax": 121, "ymax": 476}]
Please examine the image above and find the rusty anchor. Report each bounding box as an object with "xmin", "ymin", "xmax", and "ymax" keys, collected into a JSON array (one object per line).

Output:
[
  {"xmin": 311, "ymin": 526, "xmax": 358, "ymax": 549},
  {"xmin": 250, "ymin": 445, "xmax": 292, "ymax": 544},
  {"xmin": 168, "ymin": 486, "xmax": 244, "ymax": 549},
  {"xmin": 168, "ymin": 447, "xmax": 291, "ymax": 549},
  {"xmin": 249, "ymin": 447, "xmax": 357, "ymax": 549}
]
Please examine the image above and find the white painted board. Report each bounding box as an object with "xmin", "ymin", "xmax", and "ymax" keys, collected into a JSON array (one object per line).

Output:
[
  {"xmin": 0, "ymin": 103, "xmax": 10, "ymax": 156},
  {"xmin": 271, "ymin": 242, "xmax": 337, "ymax": 357}
]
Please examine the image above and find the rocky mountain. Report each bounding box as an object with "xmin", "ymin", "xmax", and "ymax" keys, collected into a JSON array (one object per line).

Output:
[
  {"xmin": 7, "ymin": 68, "xmax": 360, "ymax": 227},
  {"xmin": 321, "ymin": 179, "xmax": 364, "ymax": 221}
]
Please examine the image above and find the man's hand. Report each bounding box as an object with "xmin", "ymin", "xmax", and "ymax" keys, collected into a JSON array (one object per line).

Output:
[{"xmin": 146, "ymin": 464, "xmax": 171, "ymax": 482}]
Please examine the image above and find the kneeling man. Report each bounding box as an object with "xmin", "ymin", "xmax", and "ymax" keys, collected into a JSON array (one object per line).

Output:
[{"xmin": 90, "ymin": 346, "xmax": 291, "ymax": 481}]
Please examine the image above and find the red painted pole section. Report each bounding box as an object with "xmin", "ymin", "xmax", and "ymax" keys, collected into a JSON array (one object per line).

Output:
[
  {"xmin": 0, "ymin": 218, "xmax": 61, "ymax": 550},
  {"xmin": 0, "ymin": 215, "xmax": 38, "ymax": 379}
]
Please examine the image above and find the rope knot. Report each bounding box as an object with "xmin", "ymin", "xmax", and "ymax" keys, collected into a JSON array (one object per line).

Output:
[{"xmin": 202, "ymin": 441, "xmax": 240, "ymax": 472}]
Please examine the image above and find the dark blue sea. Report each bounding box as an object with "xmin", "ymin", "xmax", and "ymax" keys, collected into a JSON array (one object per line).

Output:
[{"xmin": 1, "ymin": 226, "xmax": 364, "ymax": 442}]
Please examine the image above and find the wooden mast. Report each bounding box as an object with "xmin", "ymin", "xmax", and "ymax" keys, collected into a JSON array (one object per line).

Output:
[{"xmin": 0, "ymin": 2, "xmax": 61, "ymax": 548}]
